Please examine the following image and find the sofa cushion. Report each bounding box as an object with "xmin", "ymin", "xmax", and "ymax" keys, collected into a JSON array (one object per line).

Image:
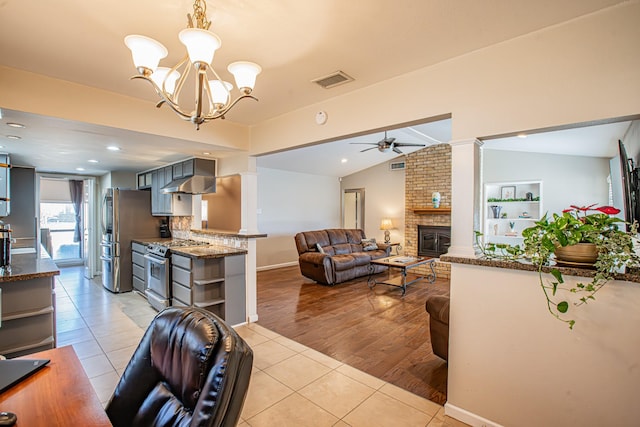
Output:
[
  {"xmin": 327, "ymin": 229, "xmax": 349, "ymax": 245},
  {"xmin": 351, "ymin": 252, "xmax": 371, "ymax": 267},
  {"xmin": 333, "ymin": 243, "xmax": 353, "ymax": 255},
  {"xmin": 368, "ymin": 249, "xmax": 389, "ymax": 260},
  {"xmin": 332, "ymin": 254, "xmax": 356, "ymax": 271}
]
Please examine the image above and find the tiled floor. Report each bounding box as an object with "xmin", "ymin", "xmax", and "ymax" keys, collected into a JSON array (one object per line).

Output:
[{"xmin": 56, "ymin": 266, "xmax": 467, "ymax": 427}]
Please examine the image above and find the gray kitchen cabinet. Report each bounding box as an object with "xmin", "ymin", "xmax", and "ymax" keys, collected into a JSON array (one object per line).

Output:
[
  {"xmin": 137, "ymin": 171, "xmax": 152, "ymax": 189},
  {"xmin": 150, "ymin": 167, "xmax": 191, "ymax": 216},
  {"xmin": 171, "ymin": 253, "xmax": 246, "ymax": 325},
  {"xmin": 0, "ymin": 153, "xmax": 10, "ymax": 217},
  {"xmin": 182, "ymin": 159, "xmax": 195, "ymax": 177},
  {"xmin": 131, "ymin": 242, "xmax": 146, "ymax": 294},
  {"xmin": 172, "ymin": 162, "xmax": 183, "ymax": 179}
]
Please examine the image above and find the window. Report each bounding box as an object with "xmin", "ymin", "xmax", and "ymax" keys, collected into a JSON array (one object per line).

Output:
[{"xmin": 40, "ymin": 202, "xmax": 80, "ymax": 261}]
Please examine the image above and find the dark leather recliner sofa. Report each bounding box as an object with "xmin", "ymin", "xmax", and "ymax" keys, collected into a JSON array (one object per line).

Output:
[
  {"xmin": 106, "ymin": 307, "xmax": 253, "ymax": 427},
  {"xmin": 294, "ymin": 228, "xmax": 391, "ymax": 285},
  {"xmin": 425, "ymin": 294, "xmax": 450, "ymax": 361}
]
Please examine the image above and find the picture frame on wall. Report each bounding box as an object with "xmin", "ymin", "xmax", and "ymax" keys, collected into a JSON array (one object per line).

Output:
[{"xmin": 501, "ymin": 185, "xmax": 516, "ymax": 200}]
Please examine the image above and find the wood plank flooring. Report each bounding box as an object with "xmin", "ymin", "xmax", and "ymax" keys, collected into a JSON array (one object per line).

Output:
[{"xmin": 256, "ymin": 265, "xmax": 449, "ymax": 405}]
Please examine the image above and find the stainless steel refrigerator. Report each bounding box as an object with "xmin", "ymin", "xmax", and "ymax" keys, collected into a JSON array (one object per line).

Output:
[{"xmin": 101, "ymin": 188, "xmax": 161, "ymax": 293}]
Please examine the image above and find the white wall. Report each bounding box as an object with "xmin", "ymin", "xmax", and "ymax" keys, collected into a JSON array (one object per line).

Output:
[
  {"xmin": 447, "ymin": 264, "xmax": 640, "ymax": 427},
  {"xmin": 340, "ymin": 159, "xmax": 406, "ymax": 245},
  {"xmin": 256, "ymin": 167, "xmax": 340, "ymax": 269},
  {"xmin": 483, "ymin": 150, "xmax": 611, "ymax": 215}
]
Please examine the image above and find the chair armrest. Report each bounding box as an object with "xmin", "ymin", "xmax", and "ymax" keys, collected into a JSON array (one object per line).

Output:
[
  {"xmin": 377, "ymin": 243, "xmax": 392, "ymax": 256},
  {"xmin": 299, "ymin": 252, "xmax": 329, "ymax": 265}
]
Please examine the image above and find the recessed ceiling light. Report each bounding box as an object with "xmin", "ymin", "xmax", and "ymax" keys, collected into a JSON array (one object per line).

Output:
[
  {"xmin": 203, "ymin": 152, "xmax": 211, "ymax": 155},
  {"xmin": 0, "ymin": 145, "xmax": 4, "ymax": 149},
  {"xmin": 341, "ymin": 158, "xmax": 348, "ymax": 163},
  {"xmin": 76, "ymin": 167, "xmax": 85, "ymax": 171},
  {"xmin": 6, "ymin": 135, "xmax": 21, "ymax": 140},
  {"xmin": 88, "ymin": 159, "xmax": 99, "ymax": 163},
  {"xmin": 107, "ymin": 146, "xmax": 121, "ymax": 151},
  {"xmin": 6, "ymin": 122, "xmax": 25, "ymax": 129},
  {"xmin": 517, "ymin": 133, "xmax": 527, "ymax": 139}
]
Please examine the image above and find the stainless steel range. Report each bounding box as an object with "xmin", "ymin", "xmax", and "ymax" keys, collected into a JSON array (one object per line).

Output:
[{"xmin": 144, "ymin": 239, "xmax": 210, "ymax": 311}]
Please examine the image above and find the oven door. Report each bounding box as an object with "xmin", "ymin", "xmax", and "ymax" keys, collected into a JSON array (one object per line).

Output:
[{"xmin": 144, "ymin": 254, "xmax": 170, "ymax": 311}]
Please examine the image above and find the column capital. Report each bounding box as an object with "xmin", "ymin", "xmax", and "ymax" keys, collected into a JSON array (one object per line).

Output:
[{"xmin": 448, "ymin": 138, "xmax": 483, "ymax": 147}]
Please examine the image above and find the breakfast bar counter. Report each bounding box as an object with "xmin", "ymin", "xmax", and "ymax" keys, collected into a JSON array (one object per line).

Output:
[{"xmin": 0, "ymin": 247, "xmax": 59, "ymax": 283}]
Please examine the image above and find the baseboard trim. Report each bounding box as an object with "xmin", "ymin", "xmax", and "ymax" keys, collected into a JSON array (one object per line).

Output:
[
  {"xmin": 444, "ymin": 403, "xmax": 503, "ymax": 427},
  {"xmin": 257, "ymin": 261, "xmax": 298, "ymax": 271},
  {"xmin": 248, "ymin": 314, "xmax": 259, "ymax": 323}
]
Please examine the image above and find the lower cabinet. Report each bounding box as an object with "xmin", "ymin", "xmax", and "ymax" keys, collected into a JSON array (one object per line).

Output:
[
  {"xmin": 171, "ymin": 253, "xmax": 246, "ymax": 325},
  {"xmin": 131, "ymin": 242, "xmax": 146, "ymax": 294},
  {"xmin": 0, "ymin": 276, "xmax": 55, "ymax": 358}
]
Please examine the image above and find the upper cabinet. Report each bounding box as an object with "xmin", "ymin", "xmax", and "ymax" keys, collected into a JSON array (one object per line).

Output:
[
  {"xmin": 138, "ymin": 158, "xmax": 214, "ymax": 216},
  {"xmin": 483, "ymin": 180, "xmax": 543, "ymax": 245},
  {"xmin": 0, "ymin": 154, "xmax": 10, "ymax": 217}
]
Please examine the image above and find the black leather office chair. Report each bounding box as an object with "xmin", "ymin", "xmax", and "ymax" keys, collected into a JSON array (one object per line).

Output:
[{"xmin": 106, "ymin": 307, "xmax": 253, "ymax": 427}]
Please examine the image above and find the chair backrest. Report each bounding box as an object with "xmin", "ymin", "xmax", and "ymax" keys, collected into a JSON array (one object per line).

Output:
[{"xmin": 106, "ymin": 307, "xmax": 253, "ymax": 427}]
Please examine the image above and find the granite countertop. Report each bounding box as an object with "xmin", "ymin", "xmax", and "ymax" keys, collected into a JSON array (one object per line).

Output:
[
  {"xmin": 131, "ymin": 237, "xmax": 173, "ymax": 245},
  {"xmin": 0, "ymin": 247, "xmax": 60, "ymax": 283},
  {"xmin": 440, "ymin": 254, "xmax": 640, "ymax": 284},
  {"xmin": 190, "ymin": 228, "xmax": 268, "ymax": 239},
  {"xmin": 171, "ymin": 245, "xmax": 247, "ymax": 259}
]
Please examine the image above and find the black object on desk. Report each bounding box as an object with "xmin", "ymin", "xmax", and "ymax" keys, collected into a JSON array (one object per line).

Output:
[{"xmin": 0, "ymin": 359, "xmax": 50, "ymax": 393}]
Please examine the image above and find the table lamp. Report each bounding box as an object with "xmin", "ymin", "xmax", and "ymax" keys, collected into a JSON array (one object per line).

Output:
[{"xmin": 380, "ymin": 218, "xmax": 393, "ymax": 244}]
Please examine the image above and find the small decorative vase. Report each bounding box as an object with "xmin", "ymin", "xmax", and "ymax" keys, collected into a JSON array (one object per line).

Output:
[
  {"xmin": 490, "ymin": 205, "xmax": 502, "ymax": 219},
  {"xmin": 554, "ymin": 243, "xmax": 598, "ymax": 266},
  {"xmin": 432, "ymin": 192, "xmax": 441, "ymax": 209}
]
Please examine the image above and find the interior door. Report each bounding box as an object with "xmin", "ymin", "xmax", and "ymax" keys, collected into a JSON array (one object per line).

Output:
[
  {"xmin": 342, "ymin": 188, "xmax": 365, "ymax": 229},
  {"xmin": 83, "ymin": 178, "xmax": 97, "ymax": 279}
]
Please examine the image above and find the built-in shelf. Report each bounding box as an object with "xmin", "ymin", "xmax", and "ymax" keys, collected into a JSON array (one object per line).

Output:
[{"xmin": 412, "ymin": 207, "xmax": 451, "ymax": 215}]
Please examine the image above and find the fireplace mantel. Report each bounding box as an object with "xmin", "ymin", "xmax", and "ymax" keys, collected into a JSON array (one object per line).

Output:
[{"xmin": 412, "ymin": 207, "xmax": 451, "ymax": 215}]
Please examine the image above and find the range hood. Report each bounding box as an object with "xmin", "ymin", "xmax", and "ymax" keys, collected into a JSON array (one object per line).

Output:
[{"xmin": 162, "ymin": 175, "xmax": 216, "ymax": 194}]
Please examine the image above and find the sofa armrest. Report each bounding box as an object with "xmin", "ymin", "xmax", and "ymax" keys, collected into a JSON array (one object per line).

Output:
[
  {"xmin": 298, "ymin": 252, "xmax": 334, "ymax": 285},
  {"xmin": 377, "ymin": 243, "xmax": 392, "ymax": 256}
]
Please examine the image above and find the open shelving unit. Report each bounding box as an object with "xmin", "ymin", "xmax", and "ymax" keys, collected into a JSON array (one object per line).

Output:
[{"xmin": 483, "ymin": 180, "xmax": 543, "ymax": 245}]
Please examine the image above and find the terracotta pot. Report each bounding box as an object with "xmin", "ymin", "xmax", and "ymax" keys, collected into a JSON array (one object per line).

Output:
[{"xmin": 554, "ymin": 243, "xmax": 598, "ymax": 264}]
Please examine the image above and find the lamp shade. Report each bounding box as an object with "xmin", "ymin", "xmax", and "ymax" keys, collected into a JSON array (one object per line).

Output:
[
  {"xmin": 151, "ymin": 67, "xmax": 180, "ymax": 94},
  {"xmin": 124, "ymin": 35, "xmax": 168, "ymax": 71},
  {"xmin": 380, "ymin": 218, "xmax": 393, "ymax": 230},
  {"xmin": 178, "ymin": 28, "xmax": 221, "ymax": 65},
  {"xmin": 228, "ymin": 61, "xmax": 261, "ymax": 91},
  {"xmin": 208, "ymin": 80, "xmax": 233, "ymax": 105}
]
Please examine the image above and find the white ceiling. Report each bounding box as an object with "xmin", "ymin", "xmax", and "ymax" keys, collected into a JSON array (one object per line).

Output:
[{"xmin": 0, "ymin": 0, "xmax": 630, "ymax": 176}]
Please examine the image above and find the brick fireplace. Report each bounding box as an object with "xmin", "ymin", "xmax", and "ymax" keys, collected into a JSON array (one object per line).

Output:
[{"xmin": 404, "ymin": 143, "xmax": 452, "ymax": 279}]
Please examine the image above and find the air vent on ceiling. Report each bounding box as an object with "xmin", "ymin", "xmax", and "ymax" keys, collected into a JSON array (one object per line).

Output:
[
  {"xmin": 389, "ymin": 161, "xmax": 406, "ymax": 171},
  {"xmin": 311, "ymin": 71, "xmax": 354, "ymax": 89}
]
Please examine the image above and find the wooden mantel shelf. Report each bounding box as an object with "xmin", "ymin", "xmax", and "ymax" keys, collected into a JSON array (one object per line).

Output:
[{"xmin": 412, "ymin": 207, "xmax": 452, "ymax": 215}]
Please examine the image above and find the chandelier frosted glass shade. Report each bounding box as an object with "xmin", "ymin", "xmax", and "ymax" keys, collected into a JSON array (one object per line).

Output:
[
  {"xmin": 228, "ymin": 61, "xmax": 262, "ymax": 92},
  {"xmin": 151, "ymin": 67, "xmax": 180, "ymax": 95},
  {"xmin": 124, "ymin": 35, "xmax": 168, "ymax": 72},
  {"xmin": 209, "ymin": 80, "xmax": 233, "ymax": 105},
  {"xmin": 178, "ymin": 28, "xmax": 221, "ymax": 65}
]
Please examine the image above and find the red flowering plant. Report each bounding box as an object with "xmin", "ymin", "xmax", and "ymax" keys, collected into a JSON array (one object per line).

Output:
[{"xmin": 477, "ymin": 204, "xmax": 639, "ymax": 329}]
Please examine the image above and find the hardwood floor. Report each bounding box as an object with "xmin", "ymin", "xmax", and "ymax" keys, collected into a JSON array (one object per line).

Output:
[{"xmin": 256, "ymin": 265, "xmax": 450, "ymax": 405}]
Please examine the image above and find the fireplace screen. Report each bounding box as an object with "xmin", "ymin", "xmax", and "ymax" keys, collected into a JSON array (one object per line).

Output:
[{"xmin": 418, "ymin": 225, "xmax": 451, "ymax": 257}]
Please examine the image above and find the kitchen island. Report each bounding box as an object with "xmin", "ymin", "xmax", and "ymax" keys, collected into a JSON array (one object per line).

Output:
[{"xmin": 0, "ymin": 247, "xmax": 60, "ymax": 357}]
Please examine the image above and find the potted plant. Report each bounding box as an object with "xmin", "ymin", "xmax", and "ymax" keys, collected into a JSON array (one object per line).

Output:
[{"xmin": 476, "ymin": 204, "xmax": 640, "ymax": 329}]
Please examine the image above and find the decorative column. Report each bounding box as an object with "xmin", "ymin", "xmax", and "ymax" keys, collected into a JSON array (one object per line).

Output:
[
  {"xmin": 446, "ymin": 138, "xmax": 483, "ymax": 258},
  {"xmin": 240, "ymin": 168, "xmax": 260, "ymax": 322}
]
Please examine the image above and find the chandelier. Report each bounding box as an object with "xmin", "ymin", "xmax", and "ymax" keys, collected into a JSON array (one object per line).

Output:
[{"xmin": 125, "ymin": 0, "xmax": 261, "ymax": 130}]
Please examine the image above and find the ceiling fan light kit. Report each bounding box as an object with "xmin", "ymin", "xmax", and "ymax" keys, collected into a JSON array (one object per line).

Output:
[{"xmin": 125, "ymin": 0, "xmax": 261, "ymax": 129}]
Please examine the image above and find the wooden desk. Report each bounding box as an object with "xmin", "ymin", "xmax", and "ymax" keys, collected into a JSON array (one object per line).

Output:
[{"xmin": 0, "ymin": 346, "xmax": 112, "ymax": 426}]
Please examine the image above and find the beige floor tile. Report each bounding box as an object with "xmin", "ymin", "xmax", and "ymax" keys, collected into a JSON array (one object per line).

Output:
[
  {"xmin": 240, "ymin": 370, "xmax": 294, "ymax": 419},
  {"xmin": 274, "ymin": 335, "xmax": 311, "ymax": 353},
  {"xmin": 247, "ymin": 323, "xmax": 282, "ymax": 340},
  {"xmin": 335, "ymin": 364, "xmax": 386, "ymax": 390},
  {"xmin": 252, "ymin": 339, "xmax": 297, "ymax": 370},
  {"xmin": 234, "ymin": 325, "xmax": 272, "ymax": 347},
  {"xmin": 379, "ymin": 382, "xmax": 442, "ymax": 417},
  {"xmin": 96, "ymin": 329, "xmax": 144, "ymax": 353},
  {"xmin": 343, "ymin": 391, "xmax": 433, "ymax": 427},
  {"xmin": 299, "ymin": 370, "xmax": 376, "ymax": 418},
  {"xmin": 57, "ymin": 326, "xmax": 95, "ymax": 346},
  {"xmin": 80, "ymin": 353, "xmax": 117, "ymax": 378},
  {"xmin": 264, "ymin": 353, "xmax": 332, "ymax": 390},
  {"xmin": 106, "ymin": 344, "xmax": 138, "ymax": 370},
  {"xmin": 56, "ymin": 317, "xmax": 87, "ymax": 333},
  {"xmin": 246, "ymin": 393, "xmax": 339, "ymax": 427},
  {"xmin": 301, "ymin": 348, "xmax": 344, "ymax": 369},
  {"xmin": 72, "ymin": 339, "xmax": 104, "ymax": 359},
  {"xmin": 89, "ymin": 316, "xmax": 140, "ymax": 337},
  {"xmin": 90, "ymin": 370, "xmax": 120, "ymax": 404}
]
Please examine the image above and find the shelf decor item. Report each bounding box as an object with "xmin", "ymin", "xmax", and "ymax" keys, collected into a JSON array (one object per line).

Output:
[
  {"xmin": 500, "ymin": 185, "xmax": 516, "ymax": 200},
  {"xmin": 476, "ymin": 204, "xmax": 640, "ymax": 329},
  {"xmin": 490, "ymin": 205, "xmax": 502, "ymax": 218},
  {"xmin": 432, "ymin": 192, "xmax": 441, "ymax": 208}
]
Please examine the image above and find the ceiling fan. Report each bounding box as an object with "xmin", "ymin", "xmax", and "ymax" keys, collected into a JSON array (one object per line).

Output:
[{"xmin": 351, "ymin": 131, "xmax": 426, "ymax": 154}]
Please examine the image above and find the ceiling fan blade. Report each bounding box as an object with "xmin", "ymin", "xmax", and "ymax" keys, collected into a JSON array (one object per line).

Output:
[
  {"xmin": 394, "ymin": 142, "xmax": 426, "ymax": 147},
  {"xmin": 392, "ymin": 146, "xmax": 403, "ymax": 154},
  {"xmin": 350, "ymin": 142, "xmax": 378, "ymax": 146},
  {"xmin": 360, "ymin": 146, "xmax": 378, "ymax": 152}
]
